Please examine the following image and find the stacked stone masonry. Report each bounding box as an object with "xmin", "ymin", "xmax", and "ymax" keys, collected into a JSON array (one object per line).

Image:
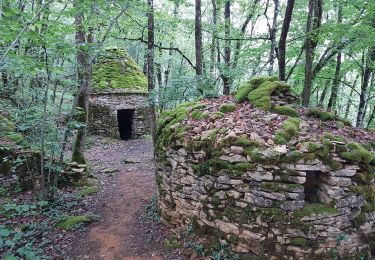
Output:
[
  {"xmin": 89, "ymin": 91, "xmax": 150, "ymax": 139},
  {"xmin": 157, "ymin": 144, "xmax": 374, "ymax": 258},
  {"xmin": 155, "ymin": 93, "xmax": 375, "ymax": 258}
]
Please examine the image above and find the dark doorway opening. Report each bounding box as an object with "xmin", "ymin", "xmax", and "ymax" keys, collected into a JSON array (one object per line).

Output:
[
  {"xmin": 304, "ymin": 171, "xmax": 322, "ymax": 203},
  {"xmin": 117, "ymin": 109, "xmax": 134, "ymax": 140}
]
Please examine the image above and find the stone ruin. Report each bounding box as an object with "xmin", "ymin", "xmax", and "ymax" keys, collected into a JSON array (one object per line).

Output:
[
  {"xmin": 89, "ymin": 48, "xmax": 150, "ymax": 140},
  {"xmin": 155, "ymin": 76, "xmax": 375, "ymax": 258}
]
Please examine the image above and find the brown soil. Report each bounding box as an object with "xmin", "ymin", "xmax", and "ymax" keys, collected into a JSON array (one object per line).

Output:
[{"xmin": 69, "ymin": 137, "xmax": 185, "ymax": 260}]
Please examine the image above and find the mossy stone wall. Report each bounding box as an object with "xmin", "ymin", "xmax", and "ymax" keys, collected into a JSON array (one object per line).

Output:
[{"xmin": 155, "ymin": 101, "xmax": 375, "ymax": 258}]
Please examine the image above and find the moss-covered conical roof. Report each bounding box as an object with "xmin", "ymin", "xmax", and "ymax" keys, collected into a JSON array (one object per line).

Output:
[{"xmin": 92, "ymin": 47, "xmax": 147, "ymax": 92}]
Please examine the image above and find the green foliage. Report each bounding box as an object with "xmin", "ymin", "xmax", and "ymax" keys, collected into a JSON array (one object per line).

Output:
[
  {"xmin": 273, "ymin": 106, "xmax": 299, "ymax": 117},
  {"xmin": 56, "ymin": 215, "xmax": 92, "ymax": 230},
  {"xmin": 219, "ymin": 103, "xmax": 236, "ymax": 113},
  {"xmin": 92, "ymin": 48, "xmax": 147, "ymax": 91},
  {"xmin": 144, "ymin": 195, "xmax": 160, "ymax": 222}
]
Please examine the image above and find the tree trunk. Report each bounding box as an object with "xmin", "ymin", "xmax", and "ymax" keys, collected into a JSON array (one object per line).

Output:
[
  {"xmin": 222, "ymin": 0, "xmax": 231, "ymax": 95},
  {"xmin": 147, "ymin": 0, "xmax": 156, "ymax": 144},
  {"xmin": 367, "ymin": 105, "xmax": 375, "ymax": 129},
  {"xmin": 210, "ymin": 0, "xmax": 217, "ymax": 74},
  {"xmin": 344, "ymin": 75, "xmax": 358, "ymax": 119},
  {"xmin": 356, "ymin": 48, "xmax": 375, "ymax": 127},
  {"xmin": 268, "ymin": 0, "xmax": 279, "ymax": 76},
  {"xmin": 72, "ymin": 8, "xmax": 92, "ymax": 164},
  {"xmin": 327, "ymin": 4, "xmax": 343, "ymax": 110},
  {"xmin": 302, "ymin": 0, "xmax": 322, "ymax": 107},
  {"xmin": 318, "ymin": 80, "xmax": 330, "ymax": 107},
  {"xmin": 278, "ymin": 0, "xmax": 295, "ymax": 81},
  {"xmin": 195, "ymin": 0, "xmax": 203, "ymax": 76}
]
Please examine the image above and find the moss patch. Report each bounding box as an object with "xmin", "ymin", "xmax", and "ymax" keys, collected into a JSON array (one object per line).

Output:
[
  {"xmin": 234, "ymin": 76, "xmax": 279, "ymax": 104},
  {"xmin": 92, "ymin": 47, "xmax": 147, "ymax": 91},
  {"xmin": 293, "ymin": 203, "xmax": 338, "ymax": 218},
  {"xmin": 290, "ymin": 238, "xmax": 307, "ymax": 247},
  {"xmin": 219, "ymin": 103, "xmax": 236, "ymax": 113},
  {"xmin": 248, "ymin": 81, "xmax": 290, "ymax": 111},
  {"xmin": 275, "ymin": 118, "xmax": 301, "ymax": 145},
  {"xmin": 273, "ymin": 106, "xmax": 299, "ymax": 117},
  {"xmin": 340, "ymin": 142, "xmax": 374, "ymax": 164},
  {"xmin": 79, "ymin": 186, "xmax": 98, "ymax": 196},
  {"xmin": 56, "ymin": 215, "xmax": 92, "ymax": 230},
  {"xmin": 351, "ymin": 185, "xmax": 375, "ymax": 212},
  {"xmin": 306, "ymin": 108, "xmax": 335, "ymax": 121}
]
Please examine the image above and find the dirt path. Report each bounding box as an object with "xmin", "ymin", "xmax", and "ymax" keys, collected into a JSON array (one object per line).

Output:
[{"xmin": 69, "ymin": 137, "xmax": 184, "ymax": 260}]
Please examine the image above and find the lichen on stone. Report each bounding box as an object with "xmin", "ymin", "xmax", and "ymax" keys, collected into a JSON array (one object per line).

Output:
[{"xmin": 92, "ymin": 47, "xmax": 147, "ymax": 91}]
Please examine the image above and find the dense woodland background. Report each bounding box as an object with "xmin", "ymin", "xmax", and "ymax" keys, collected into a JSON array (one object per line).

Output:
[{"xmin": 0, "ymin": 0, "xmax": 375, "ymax": 176}]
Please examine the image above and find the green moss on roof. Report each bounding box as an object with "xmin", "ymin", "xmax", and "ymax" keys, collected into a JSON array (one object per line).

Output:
[
  {"xmin": 340, "ymin": 142, "xmax": 374, "ymax": 164},
  {"xmin": 248, "ymin": 81, "xmax": 290, "ymax": 111},
  {"xmin": 92, "ymin": 47, "xmax": 147, "ymax": 91},
  {"xmin": 234, "ymin": 76, "xmax": 279, "ymax": 104}
]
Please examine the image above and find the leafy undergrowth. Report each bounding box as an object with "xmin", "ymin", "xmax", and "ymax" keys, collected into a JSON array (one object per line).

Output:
[{"xmin": 0, "ymin": 188, "xmax": 95, "ymax": 259}]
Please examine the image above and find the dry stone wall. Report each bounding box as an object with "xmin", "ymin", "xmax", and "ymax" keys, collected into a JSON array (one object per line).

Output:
[
  {"xmin": 155, "ymin": 93, "xmax": 375, "ymax": 258},
  {"xmin": 89, "ymin": 91, "xmax": 150, "ymax": 139}
]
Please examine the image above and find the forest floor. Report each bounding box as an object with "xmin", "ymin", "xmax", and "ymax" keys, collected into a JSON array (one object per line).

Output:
[{"xmin": 69, "ymin": 136, "xmax": 185, "ymax": 260}]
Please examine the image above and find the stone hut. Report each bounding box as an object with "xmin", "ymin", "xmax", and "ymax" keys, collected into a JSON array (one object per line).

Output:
[
  {"xmin": 155, "ymin": 76, "xmax": 375, "ymax": 258},
  {"xmin": 89, "ymin": 48, "xmax": 150, "ymax": 140}
]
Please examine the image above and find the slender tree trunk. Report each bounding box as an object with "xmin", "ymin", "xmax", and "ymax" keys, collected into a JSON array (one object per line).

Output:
[
  {"xmin": 302, "ymin": 0, "xmax": 322, "ymax": 107},
  {"xmin": 72, "ymin": 8, "xmax": 92, "ymax": 164},
  {"xmin": 147, "ymin": 0, "xmax": 156, "ymax": 144},
  {"xmin": 195, "ymin": 0, "xmax": 203, "ymax": 76},
  {"xmin": 368, "ymin": 105, "xmax": 375, "ymax": 129},
  {"xmin": 344, "ymin": 75, "xmax": 358, "ymax": 119},
  {"xmin": 356, "ymin": 48, "xmax": 375, "ymax": 127},
  {"xmin": 318, "ymin": 80, "xmax": 330, "ymax": 107},
  {"xmin": 268, "ymin": 0, "xmax": 279, "ymax": 76},
  {"xmin": 210, "ymin": 0, "xmax": 217, "ymax": 74},
  {"xmin": 327, "ymin": 4, "xmax": 343, "ymax": 110},
  {"xmin": 222, "ymin": 0, "xmax": 231, "ymax": 95},
  {"xmin": 278, "ymin": 0, "xmax": 295, "ymax": 81}
]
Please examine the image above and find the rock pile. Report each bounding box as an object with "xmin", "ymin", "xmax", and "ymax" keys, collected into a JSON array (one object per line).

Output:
[
  {"xmin": 60, "ymin": 162, "xmax": 89, "ymax": 186},
  {"xmin": 155, "ymin": 77, "xmax": 375, "ymax": 258}
]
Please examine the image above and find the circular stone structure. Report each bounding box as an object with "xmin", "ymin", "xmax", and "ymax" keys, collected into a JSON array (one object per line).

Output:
[{"xmin": 155, "ymin": 77, "xmax": 375, "ymax": 258}]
